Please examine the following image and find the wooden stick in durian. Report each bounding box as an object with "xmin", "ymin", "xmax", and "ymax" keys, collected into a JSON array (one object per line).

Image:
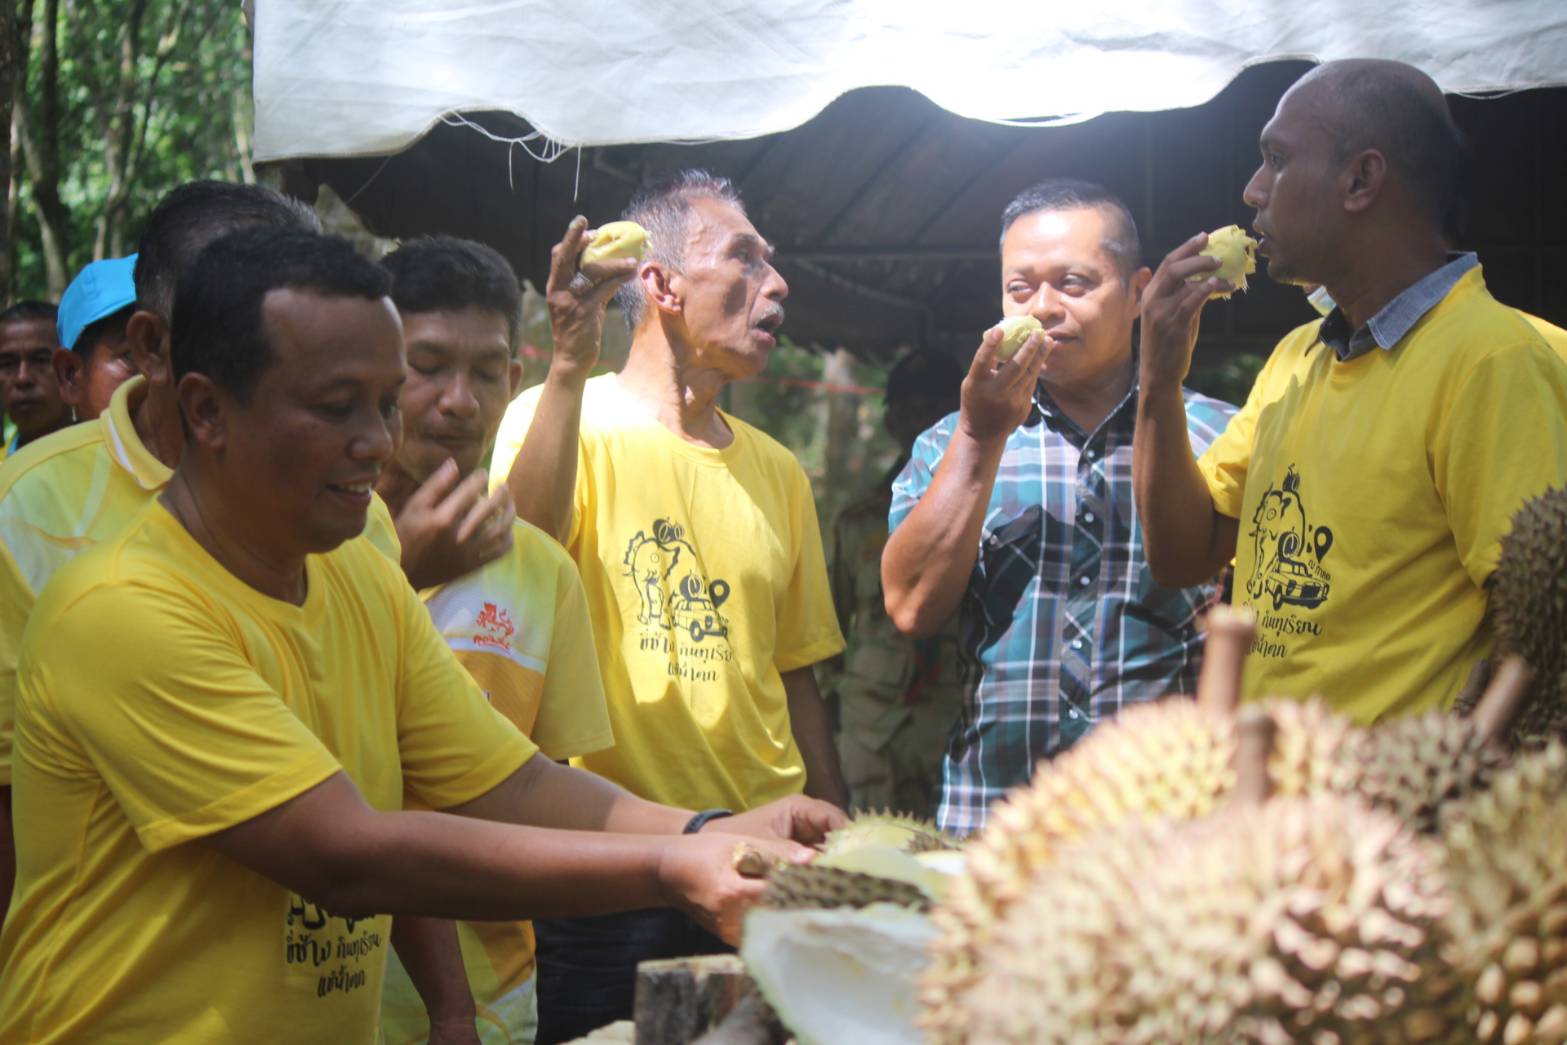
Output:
[
  {"xmin": 1230, "ymin": 709, "xmax": 1277, "ymax": 806},
  {"xmin": 1469, "ymin": 653, "xmax": 1536, "ymax": 746},
  {"xmin": 1196, "ymin": 605, "xmax": 1257, "ymax": 713}
]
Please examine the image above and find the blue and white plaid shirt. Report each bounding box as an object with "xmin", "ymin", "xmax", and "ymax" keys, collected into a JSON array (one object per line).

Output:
[{"xmin": 889, "ymin": 380, "xmax": 1235, "ymax": 834}]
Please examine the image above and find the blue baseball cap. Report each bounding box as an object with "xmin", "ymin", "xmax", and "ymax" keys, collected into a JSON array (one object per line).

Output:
[{"xmin": 57, "ymin": 254, "xmax": 138, "ymax": 351}]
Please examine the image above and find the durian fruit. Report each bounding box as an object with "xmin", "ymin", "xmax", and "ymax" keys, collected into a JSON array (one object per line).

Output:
[
  {"xmin": 1328, "ymin": 709, "xmax": 1512, "ymax": 835},
  {"xmin": 1440, "ymin": 740, "xmax": 1567, "ymax": 1042},
  {"xmin": 742, "ymin": 902, "xmax": 938, "ymax": 1045},
  {"xmin": 580, "ymin": 220, "xmax": 651, "ymax": 267},
  {"xmin": 761, "ymin": 844, "xmax": 950, "ymax": 912},
  {"xmin": 1190, "ymin": 224, "xmax": 1258, "ymax": 298},
  {"xmin": 925, "ymin": 795, "xmax": 1468, "ymax": 1044},
  {"xmin": 1484, "ymin": 486, "xmax": 1567, "ymax": 743},
  {"xmin": 991, "ymin": 315, "xmax": 1042, "ymax": 362},
  {"xmin": 924, "ymin": 697, "xmax": 1353, "ymax": 1034},
  {"xmin": 820, "ymin": 810, "xmax": 959, "ymax": 857}
]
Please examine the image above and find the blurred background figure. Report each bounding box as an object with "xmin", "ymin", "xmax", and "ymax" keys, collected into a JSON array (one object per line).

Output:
[
  {"xmin": 827, "ymin": 350, "xmax": 963, "ymax": 817},
  {"xmin": 0, "ymin": 303, "xmax": 71, "ymax": 458},
  {"xmin": 54, "ymin": 255, "xmax": 139, "ymax": 422}
]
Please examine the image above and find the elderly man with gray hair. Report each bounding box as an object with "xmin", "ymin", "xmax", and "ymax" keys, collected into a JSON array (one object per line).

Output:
[{"xmin": 490, "ymin": 170, "xmax": 847, "ymax": 1041}]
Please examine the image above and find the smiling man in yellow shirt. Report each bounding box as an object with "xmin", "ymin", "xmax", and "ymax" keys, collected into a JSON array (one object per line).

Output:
[
  {"xmin": 1133, "ymin": 59, "xmax": 1567, "ymax": 720},
  {"xmin": 0, "ymin": 228, "xmax": 838, "ymax": 1045}
]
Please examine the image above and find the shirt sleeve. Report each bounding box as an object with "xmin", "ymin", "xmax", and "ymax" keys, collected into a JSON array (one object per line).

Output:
[
  {"xmin": 1431, "ymin": 338, "xmax": 1567, "ymax": 584},
  {"xmin": 888, "ymin": 418, "xmax": 950, "ymax": 534},
  {"xmin": 392, "ymin": 575, "xmax": 540, "ymax": 809},
  {"xmin": 530, "ymin": 556, "xmax": 614, "ymax": 760},
  {"xmin": 0, "ymin": 542, "xmax": 35, "ymax": 786},
  {"xmin": 488, "ymin": 384, "xmax": 591, "ymax": 550},
  {"xmin": 1195, "ymin": 347, "xmax": 1285, "ymax": 520},
  {"xmin": 775, "ymin": 463, "xmax": 846, "ymax": 672},
  {"xmin": 20, "ymin": 582, "xmax": 343, "ymax": 853}
]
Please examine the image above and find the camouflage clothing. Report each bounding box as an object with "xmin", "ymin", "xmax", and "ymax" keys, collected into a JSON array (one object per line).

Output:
[{"xmin": 827, "ymin": 478, "xmax": 963, "ymax": 818}]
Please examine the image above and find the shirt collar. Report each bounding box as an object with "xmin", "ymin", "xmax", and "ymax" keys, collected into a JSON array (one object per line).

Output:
[
  {"xmin": 100, "ymin": 374, "xmax": 173, "ymax": 491},
  {"xmin": 1031, "ymin": 373, "xmax": 1138, "ymax": 444},
  {"xmin": 1318, "ymin": 253, "xmax": 1478, "ymax": 361}
]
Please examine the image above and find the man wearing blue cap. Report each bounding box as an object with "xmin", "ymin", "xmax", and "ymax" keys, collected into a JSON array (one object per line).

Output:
[
  {"xmin": 0, "ymin": 302, "xmax": 71, "ymax": 458},
  {"xmin": 53, "ymin": 255, "xmax": 139, "ymax": 423}
]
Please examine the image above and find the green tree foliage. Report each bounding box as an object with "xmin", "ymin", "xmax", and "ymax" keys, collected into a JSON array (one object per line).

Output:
[{"xmin": 6, "ymin": 0, "xmax": 251, "ymax": 301}]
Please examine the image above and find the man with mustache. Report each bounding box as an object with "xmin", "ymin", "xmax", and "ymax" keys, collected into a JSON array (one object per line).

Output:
[
  {"xmin": 880, "ymin": 178, "xmax": 1235, "ymax": 836},
  {"xmin": 491, "ymin": 170, "xmax": 847, "ymax": 1041},
  {"xmin": 1133, "ymin": 59, "xmax": 1567, "ymax": 720}
]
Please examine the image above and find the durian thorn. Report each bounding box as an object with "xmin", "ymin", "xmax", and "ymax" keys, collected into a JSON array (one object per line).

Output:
[
  {"xmin": 1231, "ymin": 708, "xmax": 1277, "ymax": 806},
  {"xmin": 732, "ymin": 843, "xmax": 780, "ymax": 878},
  {"xmin": 1197, "ymin": 605, "xmax": 1258, "ymax": 713},
  {"xmin": 1471, "ymin": 654, "xmax": 1537, "ymax": 745}
]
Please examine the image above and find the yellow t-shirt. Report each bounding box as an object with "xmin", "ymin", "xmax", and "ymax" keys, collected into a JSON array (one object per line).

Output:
[
  {"xmin": 490, "ymin": 374, "xmax": 844, "ymax": 811},
  {"xmin": 1197, "ymin": 267, "xmax": 1567, "ymax": 721},
  {"xmin": 1522, "ymin": 311, "xmax": 1567, "ymax": 359},
  {"xmin": 381, "ymin": 519, "xmax": 613, "ymax": 1045},
  {"xmin": 0, "ymin": 375, "xmax": 401, "ymax": 785},
  {"xmin": 0, "ymin": 500, "xmax": 536, "ymax": 1044}
]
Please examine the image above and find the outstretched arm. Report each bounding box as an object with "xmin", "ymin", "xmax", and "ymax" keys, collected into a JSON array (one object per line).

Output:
[{"xmin": 1133, "ymin": 232, "xmax": 1240, "ymax": 587}]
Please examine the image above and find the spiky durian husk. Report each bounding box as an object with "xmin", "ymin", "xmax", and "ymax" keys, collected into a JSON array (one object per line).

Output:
[
  {"xmin": 922, "ymin": 698, "xmax": 1352, "ymax": 1039},
  {"xmin": 821, "ymin": 811, "xmax": 960, "ymax": 857},
  {"xmin": 760, "ymin": 863, "xmax": 932, "ymax": 913},
  {"xmin": 1441, "ymin": 740, "xmax": 1567, "ymax": 1042},
  {"xmin": 1488, "ymin": 486, "xmax": 1567, "ymax": 743},
  {"xmin": 925, "ymin": 796, "xmax": 1467, "ymax": 1045},
  {"xmin": 1327, "ymin": 710, "xmax": 1512, "ymax": 835}
]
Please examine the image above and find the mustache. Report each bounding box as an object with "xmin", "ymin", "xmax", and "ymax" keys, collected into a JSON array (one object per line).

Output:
[{"xmin": 757, "ymin": 304, "xmax": 786, "ymax": 327}]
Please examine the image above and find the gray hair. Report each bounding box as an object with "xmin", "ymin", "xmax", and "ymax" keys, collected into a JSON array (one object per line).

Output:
[
  {"xmin": 613, "ymin": 169, "xmax": 747, "ymax": 331},
  {"xmin": 997, "ymin": 178, "xmax": 1141, "ymax": 281}
]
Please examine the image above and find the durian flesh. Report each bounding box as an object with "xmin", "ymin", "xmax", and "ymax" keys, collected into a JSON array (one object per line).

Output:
[
  {"xmin": 580, "ymin": 220, "xmax": 651, "ymax": 267},
  {"xmin": 743, "ymin": 903, "xmax": 937, "ymax": 1045},
  {"xmin": 991, "ymin": 315, "xmax": 1043, "ymax": 362},
  {"xmin": 821, "ymin": 811, "xmax": 959, "ymax": 857},
  {"xmin": 1190, "ymin": 224, "xmax": 1258, "ymax": 298}
]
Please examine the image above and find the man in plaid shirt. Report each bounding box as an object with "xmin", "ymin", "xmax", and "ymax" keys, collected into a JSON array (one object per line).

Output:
[{"xmin": 882, "ymin": 179, "xmax": 1235, "ymax": 835}]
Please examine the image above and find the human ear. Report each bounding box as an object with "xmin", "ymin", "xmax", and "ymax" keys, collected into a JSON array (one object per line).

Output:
[
  {"xmin": 125, "ymin": 310, "xmax": 171, "ymax": 385},
  {"xmin": 176, "ymin": 372, "xmax": 227, "ymax": 452},
  {"xmin": 51, "ymin": 348, "xmax": 84, "ymax": 409}
]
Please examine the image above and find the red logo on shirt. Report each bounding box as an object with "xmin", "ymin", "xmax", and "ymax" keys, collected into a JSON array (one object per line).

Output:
[{"xmin": 474, "ymin": 602, "xmax": 515, "ymax": 651}]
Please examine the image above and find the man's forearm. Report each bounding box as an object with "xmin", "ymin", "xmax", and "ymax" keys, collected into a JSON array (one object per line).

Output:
[
  {"xmin": 391, "ymin": 915, "xmax": 477, "ymax": 1035},
  {"xmin": 448, "ymin": 755, "xmax": 692, "ymax": 835},
  {"xmin": 1133, "ymin": 381, "xmax": 1234, "ymax": 587},
  {"xmin": 507, "ymin": 366, "xmax": 588, "ymax": 544},
  {"xmin": 783, "ymin": 667, "xmax": 849, "ymax": 808},
  {"xmin": 882, "ymin": 430, "xmax": 1007, "ymax": 637}
]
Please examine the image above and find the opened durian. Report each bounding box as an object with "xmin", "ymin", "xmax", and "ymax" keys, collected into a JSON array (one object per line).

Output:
[
  {"xmin": 1483, "ymin": 486, "xmax": 1567, "ymax": 743},
  {"xmin": 1440, "ymin": 740, "xmax": 1567, "ymax": 1043},
  {"xmin": 925, "ymin": 795, "xmax": 1468, "ymax": 1044},
  {"xmin": 1190, "ymin": 224, "xmax": 1258, "ymax": 298},
  {"xmin": 580, "ymin": 220, "xmax": 651, "ymax": 267},
  {"xmin": 991, "ymin": 315, "xmax": 1043, "ymax": 362},
  {"xmin": 821, "ymin": 811, "xmax": 959, "ymax": 857},
  {"xmin": 762, "ymin": 844, "xmax": 951, "ymax": 912}
]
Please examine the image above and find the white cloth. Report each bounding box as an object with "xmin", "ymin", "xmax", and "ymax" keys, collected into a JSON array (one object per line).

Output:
[{"xmin": 253, "ymin": 0, "xmax": 1567, "ymax": 161}]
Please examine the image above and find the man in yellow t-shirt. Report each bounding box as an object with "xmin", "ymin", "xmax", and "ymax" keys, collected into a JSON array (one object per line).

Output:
[
  {"xmin": 492, "ymin": 172, "xmax": 846, "ymax": 1040},
  {"xmin": 1132, "ymin": 59, "xmax": 1567, "ymax": 721},
  {"xmin": 376, "ymin": 237, "xmax": 615, "ymax": 1044},
  {"xmin": 0, "ymin": 181, "xmax": 516, "ymax": 955},
  {"xmin": 0, "ymin": 228, "xmax": 838, "ymax": 1045}
]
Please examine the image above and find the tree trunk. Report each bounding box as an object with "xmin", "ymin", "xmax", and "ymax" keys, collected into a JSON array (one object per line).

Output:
[
  {"xmin": 17, "ymin": 0, "xmax": 67, "ymax": 296},
  {"xmin": 0, "ymin": 0, "xmax": 19, "ymax": 302}
]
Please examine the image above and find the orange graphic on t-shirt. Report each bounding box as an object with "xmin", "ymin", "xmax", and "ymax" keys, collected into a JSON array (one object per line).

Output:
[{"xmin": 473, "ymin": 602, "xmax": 516, "ymax": 651}]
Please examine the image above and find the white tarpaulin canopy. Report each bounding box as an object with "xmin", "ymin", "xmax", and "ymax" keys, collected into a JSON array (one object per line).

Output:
[{"xmin": 253, "ymin": 0, "xmax": 1567, "ymax": 162}]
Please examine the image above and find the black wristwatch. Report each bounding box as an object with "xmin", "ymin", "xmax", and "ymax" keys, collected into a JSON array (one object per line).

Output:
[{"xmin": 682, "ymin": 808, "xmax": 734, "ymax": 834}]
